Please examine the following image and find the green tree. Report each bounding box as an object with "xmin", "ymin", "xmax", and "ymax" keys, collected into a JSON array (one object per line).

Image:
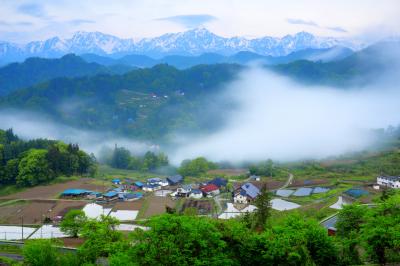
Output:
[
  {"xmin": 178, "ymin": 157, "xmax": 216, "ymax": 177},
  {"xmin": 111, "ymin": 146, "xmax": 131, "ymax": 169},
  {"xmin": 60, "ymin": 209, "xmax": 87, "ymax": 237},
  {"xmin": 22, "ymin": 239, "xmax": 59, "ymax": 266},
  {"xmin": 336, "ymin": 204, "xmax": 368, "ymax": 237},
  {"xmin": 129, "ymin": 214, "xmax": 233, "ymax": 265},
  {"xmin": 253, "ymin": 184, "xmax": 272, "ymax": 231},
  {"xmin": 16, "ymin": 149, "xmax": 52, "ymax": 187},
  {"xmin": 360, "ymin": 192, "xmax": 400, "ymax": 264},
  {"xmin": 258, "ymin": 214, "xmax": 339, "ymax": 265},
  {"xmin": 79, "ymin": 215, "xmax": 126, "ymax": 263}
]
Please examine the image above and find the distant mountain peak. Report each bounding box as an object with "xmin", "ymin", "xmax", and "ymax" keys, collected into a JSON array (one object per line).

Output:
[{"xmin": 0, "ymin": 28, "xmax": 364, "ymax": 64}]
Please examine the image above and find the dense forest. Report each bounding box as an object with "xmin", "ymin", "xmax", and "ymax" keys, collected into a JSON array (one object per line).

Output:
[
  {"xmin": 0, "ymin": 128, "xmax": 94, "ymax": 187},
  {"xmin": 0, "ymin": 54, "xmax": 135, "ymax": 96}
]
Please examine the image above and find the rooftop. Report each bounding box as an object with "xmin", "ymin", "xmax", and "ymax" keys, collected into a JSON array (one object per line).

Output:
[
  {"xmin": 378, "ymin": 175, "xmax": 400, "ymax": 181},
  {"xmin": 201, "ymin": 184, "xmax": 219, "ymax": 193},
  {"xmin": 241, "ymin": 183, "xmax": 260, "ymax": 199}
]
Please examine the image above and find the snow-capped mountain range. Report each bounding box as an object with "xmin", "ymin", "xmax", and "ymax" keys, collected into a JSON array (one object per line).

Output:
[{"xmin": 0, "ymin": 28, "xmax": 363, "ymax": 63}]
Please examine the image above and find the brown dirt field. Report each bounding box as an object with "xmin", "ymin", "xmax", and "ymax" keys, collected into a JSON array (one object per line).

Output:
[
  {"xmin": 0, "ymin": 178, "xmax": 108, "ymax": 200},
  {"xmin": 182, "ymin": 199, "xmax": 213, "ymax": 215},
  {"xmin": 0, "ymin": 200, "xmax": 88, "ymax": 224},
  {"xmin": 143, "ymin": 196, "xmax": 174, "ymax": 218},
  {"xmin": 0, "ymin": 200, "xmax": 56, "ymax": 224},
  {"xmin": 60, "ymin": 237, "xmax": 85, "ymax": 248},
  {"xmin": 113, "ymin": 200, "xmax": 143, "ymax": 211},
  {"xmin": 207, "ymin": 169, "xmax": 248, "ymax": 176},
  {"xmin": 49, "ymin": 201, "xmax": 87, "ymax": 218}
]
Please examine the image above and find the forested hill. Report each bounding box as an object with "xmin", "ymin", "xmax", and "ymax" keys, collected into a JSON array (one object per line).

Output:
[
  {"xmin": 0, "ymin": 128, "xmax": 94, "ymax": 187},
  {"xmin": 272, "ymin": 41, "xmax": 400, "ymax": 86},
  {"xmin": 0, "ymin": 54, "xmax": 135, "ymax": 96},
  {"xmin": 0, "ymin": 64, "xmax": 242, "ymax": 140},
  {"xmin": 0, "ymin": 41, "xmax": 397, "ymax": 140}
]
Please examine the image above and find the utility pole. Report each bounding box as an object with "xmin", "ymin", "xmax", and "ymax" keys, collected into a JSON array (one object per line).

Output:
[{"xmin": 21, "ymin": 217, "xmax": 24, "ymax": 241}]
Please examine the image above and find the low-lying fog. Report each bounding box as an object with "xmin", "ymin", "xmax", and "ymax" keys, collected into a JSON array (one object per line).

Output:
[
  {"xmin": 1, "ymin": 66, "xmax": 399, "ymax": 165},
  {"xmin": 170, "ymin": 66, "xmax": 400, "ymax": 164}
]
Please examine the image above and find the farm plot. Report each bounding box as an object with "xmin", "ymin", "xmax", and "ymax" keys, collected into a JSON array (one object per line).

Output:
[
  {"xmin": 0, "ymin": 178, "xmax": 107, "ymax": 200},
  {"xmin": 141, "ymin": 196, "xmax": 175, "ymax": 218},
  {"xmin": 0, "ymin": 200, "xmax": 56, "ymax": 224},
  {"xmin": 0, "ymin": 200, "xmax": 87, "ymax": 224},
  {"xmin": 182, "ymin": 199, "xmax": 213, "ymax": 215}
]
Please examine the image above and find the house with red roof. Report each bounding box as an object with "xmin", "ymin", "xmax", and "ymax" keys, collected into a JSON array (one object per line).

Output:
[{"xmin": 200, "ymin": 184, "xmax": 220, "ymax": 197}]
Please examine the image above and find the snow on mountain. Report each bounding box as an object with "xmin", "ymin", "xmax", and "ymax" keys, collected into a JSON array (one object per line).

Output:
[{"xmin": 0, "ymin": 28, "xmax": 363, "ymax": 63}]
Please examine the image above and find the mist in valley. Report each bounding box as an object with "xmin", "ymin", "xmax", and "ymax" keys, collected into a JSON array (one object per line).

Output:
[
  {"xmin": 1, "ymin": 64, "xmax": 400, "ymax": 166},
  {"xmin": 169, "ymin": 65, "xmax": 400, "ymax": 164}
]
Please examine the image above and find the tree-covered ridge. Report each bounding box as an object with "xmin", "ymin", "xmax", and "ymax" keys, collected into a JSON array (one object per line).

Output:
[
  {"xmin": 0, "ymin": 128, "xmax": 94, "ymax": 187},
  {"xmin": 0, "ymin": 64, "xmax": 241, "ymax": 140},
  {"xmin": 272, "ymin": 41, "xmax": 400, "ymax": 87},
  {"xmin": 0, "ymin": 54, "xmax": 136, "ymax": 96}
]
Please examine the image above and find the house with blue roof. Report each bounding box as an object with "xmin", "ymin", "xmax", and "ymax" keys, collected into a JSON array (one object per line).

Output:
[
  {"xmin": 167, "ymin": 175, "xmax": 183, "ymax": 185},
  {"xmin": 103, "ymin": 191, "xmax": 118, "ymax": 201},
  {"xmin": 208, "ymin": 177, "xmax": 228, "ymax": 188},
  {"xmin": 61, "ymin": 189, "xmax": 94, "ymax": 198},
  {"xmin": 189, "ymin": 189, "xmax": 203, "ymax": 199},
  {"xmin": 134, "ymin": 181, "xmax": 144, "ymax": 188},
  {"xmin": 234, "ymin": 183, "xmax": 260, "ymax": 204},
  {"xmin": 123, "ymin": 192, "xmax": 143, "ymax": 201},
  {"xmin": 112, "ymin": 178, "xmax": 121, "ymax": 185}
]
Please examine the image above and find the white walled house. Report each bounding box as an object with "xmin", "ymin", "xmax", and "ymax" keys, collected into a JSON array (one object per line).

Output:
[
  {"xmin": 189, "ymin": 189, "xmax": 203, "ymax": 199},
  {"xmin": 377, "ymin": 176, "xmax": 400, "ymax": 188},
  {"xmin": 234, "ymin": 191, "xmax": 248, "ymax": 204}
]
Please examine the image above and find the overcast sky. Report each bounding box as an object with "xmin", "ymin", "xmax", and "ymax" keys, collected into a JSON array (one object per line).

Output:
[{"xmin": 0, "ymin": 0, "xmax": 399, "ymax": 43}]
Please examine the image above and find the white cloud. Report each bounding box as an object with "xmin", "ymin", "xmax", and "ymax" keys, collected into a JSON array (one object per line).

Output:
[{"xmin": 0, "ymin": 0, "xmax": 399, "ymax": 42}]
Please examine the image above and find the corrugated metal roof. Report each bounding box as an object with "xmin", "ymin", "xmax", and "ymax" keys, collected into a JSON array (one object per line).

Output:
[
  {"xmin": 104, "ymin": 191, "xmax": 118, "ymax": 197},
  {"xmin": 241, "ymin": 183, "xmax": 260, "ymax": 198},
  {"xmin": 62, "ymin": 189, "xmax": 92, "ymax": 195},
  {"xmin": 167, "ymin": 175, "xmax": 183, "ymax": 184}
]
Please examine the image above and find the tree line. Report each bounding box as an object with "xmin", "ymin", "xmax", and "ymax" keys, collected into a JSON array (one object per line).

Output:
[
  {"xmin": 0, "ymin": 128, "xmax": 95, "ymax": 187},
  {"xmin": 102, "ymin": 145, "xmax": 169, "ymax": 172}
]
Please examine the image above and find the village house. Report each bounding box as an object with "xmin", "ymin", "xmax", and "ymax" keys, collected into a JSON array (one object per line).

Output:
[
  {"xmin": 122, "ymin": 192, "xmax": 143, "ymax": 201},
  {"xmin": 201, "ymin": 184, "xmax": 220, "ymax": 197},
  {"xmin": 134, "ymin": 181, "xmax": 144, "ymax": 188},
  {"xmin": 103, "ymin": 191, "xmax": 119, "ymax": 202},
  {"xmin": 176, "ymin": 185, "xmax": 192, "ymax": 197},
  {"xmin": 112, "ymin": 178, "xmax": 121, "ymax": 185},
  {"xmin": 208, "ymin": 177, "xmax": 228, "ymax": 188},
  {"xmin": 377, "ymin": 175, "xmax": 400, "ymax": 188},
  {"xmin": 249, "ymin": 175, "xmax": 261, "ymax": 181},
  {"xmin": 167, "ymin": 175, "xmax": 184, "ymax": 186},
  {"xmin": 234, "ymin": 183, "xmax": 260, "ymax": 204},
  {"xmin": 143, "ymin": 183, "xmax": 161, "ymax": 192},
  {"xmin": 189, "ymin": 189, "xmax": 203, "ymax": 199},
  {"xmin": 148, "ymin": 178, "xmax": 169, "ymax": 187}
]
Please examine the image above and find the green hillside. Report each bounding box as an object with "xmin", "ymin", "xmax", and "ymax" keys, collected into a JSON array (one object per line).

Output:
[{"xmin": 0, "ymin": 54, "xmax": 135, "ymax": 96}]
